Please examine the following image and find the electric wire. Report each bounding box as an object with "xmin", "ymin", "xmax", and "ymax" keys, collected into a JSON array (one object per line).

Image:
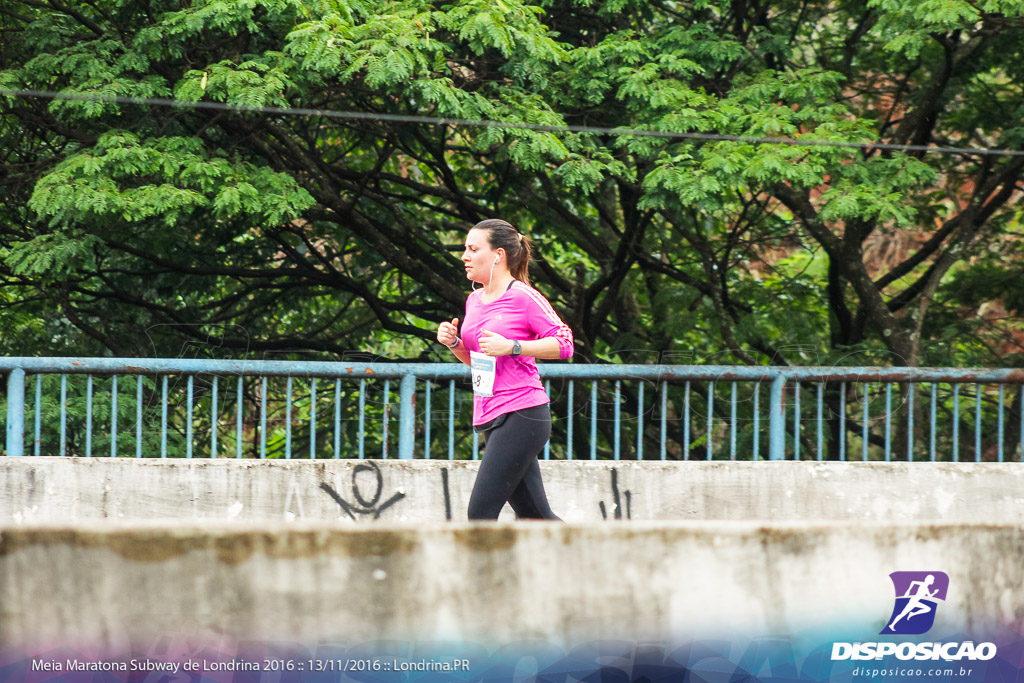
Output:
[{"xmin": 3, "ymin": 87, "xmax": 1023, "ymax": 158}]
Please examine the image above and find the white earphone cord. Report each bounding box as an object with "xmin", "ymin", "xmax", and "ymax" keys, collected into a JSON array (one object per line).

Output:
[{"xmin": 472, "ymin": 255, "xmax": 499, "ymax": 291}]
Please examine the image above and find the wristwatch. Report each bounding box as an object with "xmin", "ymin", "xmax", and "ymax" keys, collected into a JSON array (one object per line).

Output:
[{"xmin": 511, "ymin": 340, "xmax": 522, "ymax": 356}]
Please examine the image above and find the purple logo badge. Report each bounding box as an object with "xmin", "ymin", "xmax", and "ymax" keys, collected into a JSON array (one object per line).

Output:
[{"xmin": 880, "ymin": 571, "xmax": 949, "ymax": 635}]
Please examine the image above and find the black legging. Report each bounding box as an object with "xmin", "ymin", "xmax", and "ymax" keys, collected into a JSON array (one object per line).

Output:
[{"xmin": 467, "ymin": 404, "xmax": 561, "ymax": 520}]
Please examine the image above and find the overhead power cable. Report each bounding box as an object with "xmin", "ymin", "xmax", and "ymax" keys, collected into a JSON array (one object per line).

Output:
[{"xmin": 3, "ymin": 87, "xmax": 1024, "ymax": 158}]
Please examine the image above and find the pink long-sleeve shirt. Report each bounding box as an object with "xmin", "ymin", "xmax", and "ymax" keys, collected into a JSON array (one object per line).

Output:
[{"xmin": 460, "ymin": 281, "xmax": 574, "ymax": 425}]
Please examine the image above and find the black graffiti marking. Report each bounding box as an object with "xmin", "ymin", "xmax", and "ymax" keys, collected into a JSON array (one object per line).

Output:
[
  {"xmin": 599, "ymin": 469, "xmax": 632, "ymax": 520},
  {"xmin": 319, "ymin": 460, "xmax": 406, "ymax": 520},
  {"xmin": 319, "ymin": 482, "xmax": 356, "ymax": 520},
  {"xmin": 373, "ymin": 493, "xmax": 404, "ymax": 519},
  {"xmin": 441, "ymin": 468, "xmax": 452, "ymax": 521},
  {"xmin": 352, "ymin": 462, "xmax": 383, "ymax": 508}
]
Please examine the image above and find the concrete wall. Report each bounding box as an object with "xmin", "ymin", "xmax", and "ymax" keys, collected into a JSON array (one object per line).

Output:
[
  {"xmin": 2, "ymin": 521, "xmax": 1022, "ymax": 649},
  {"xmin": 4, "ymin": 459, "xmax": 1023, "ymax": 651},
  {"xmin": 3, "ymin": 457, "xmax": 1024, "ymax": 523}
]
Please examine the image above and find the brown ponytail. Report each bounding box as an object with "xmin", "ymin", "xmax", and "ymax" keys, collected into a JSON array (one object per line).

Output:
[{"xmin": 471, "ymin": 218, "xmax": 532, "ymax": 285}]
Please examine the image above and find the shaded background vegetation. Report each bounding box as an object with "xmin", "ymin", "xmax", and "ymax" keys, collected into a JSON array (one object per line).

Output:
[{"xmin": 2, "ymin": 0, "xmax": 1023, "ymax": 458}]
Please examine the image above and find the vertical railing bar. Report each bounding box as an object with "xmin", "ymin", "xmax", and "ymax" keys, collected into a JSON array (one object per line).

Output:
[
  {"xmin": 398, "ymin": 374, "xmax": 415, "ymax": 460},
  {"xmin": 381, "ymin": 379, "xmax": 390, "ymax": 459},
  {"xmin": 137, "ymin": 375, "xmax": 145, "ymax": 459},
  {"xmin": 34, "ymin": 375, "xmax": 42, "ymax": 456},
  {"xmin": 730, "ymin": 382, "xmax": 737, "ymax": 461},
  {"xmin": 5, "ymin": 368, "xmax": 25, "ymax": 457},
  {"xmin": 334, "ymin": 379, "xmax": 341, "ymax": 460},
  {"xmin": 236, "ymin": 377, "xmax": 244, "ymax": 459},
  {"xmin": 425, "ymin": 380, "xmax": 432, "ymax": 461},
  {"xmin": 613, "ymin": 380, "xmax": 621, "ymax": 461},
  {"xmin": 359, "ymin": 378, "xmax": 366, "ymax": 460},
  {"xmin": 160, "ymin": 376, "xmax": 167, "ymax": 459},
  {"xmin": 952, "ymin": 384, "xmax": 960, "ymax": 462},
  {"xmin": 930, "ymin": 383, "xmax": 937, "ymax": 462},
  {"xmin": 1019, "ymin": 385, "xmax": 1024, "ymax": 462},
  {"xmin": 567, "ymin": 379, "xmax": 574, "ymax": 461},
  {"xmin": 637, "ymin": 381, "xmax": 644, "ymax": 461},
  {"xmin": 260, "ymin": 376, "xmax": 267, "ymax": 459},
  {"xmin": 659, "ymin": 380, "xmax": 667, "ymax": 461},
  {"xmin": 60, "ymin": 374, "xmax": 67, "ymax": 457},
  {"xmin": 683, "ymin": 381, "xmax": 691, "ymax": 461},
  {"xmin": 861, "ymin": 383, "xmax": 870, "ymax": 462},
  {"xmin": 753, "ymin": 382, "xmax": 760, "ymax": 461},
  {"xmin": 975, "ymin": 383, "xmax": 982, "ymax": 463},
  {"xmin": 816, "ymin": 382, "xmax": 823, "ymax": 462},
  {"xmin": 285, "ymin": 376, "xmax": 292, "ymax": 459},
  {"xmin": 544, "ymin": 380, "xmax": 551, "ymax": 460},
  {"xmin": 884, "ymin": 383, "xmax": 892, "ymax": 462},
  {"xmin": 998, "ymin": 383, "xmax": 1005, "ymax": 463},
  {"xmin": 309, "ymin": 377, "xmax": 317, "ymax": 459},
  {"xmin": 706, "ymin": 381, "xmax": 714, "ymax": 461},
  {"xmin": 447, "ymin": 379, "xmax": 454, "ymax": 461},
  {"xmin": 111, "ymin": 375, "xmax": 118, "ymax": 458},
  {"xmin": 590, "ymin": 381, "xmax": 598, "ymax": 461},
  {"xmin": 185, "ymin": 375, "xmax": 193, "ymax": 459},
  {"xmin": 768, "ymin": 375, "xmax": 786, "ymax": 461},
  {"xmin": 86, "ymin": 375, "xmax": 94, "ymax": 458},
  {"xmin": 792, "ymin": 381, "xmax": 800, "ymax": 461},
  {"xmin": 211, "ymin": 376, "xmax": 218, "ymax": 459},
  {"xmin": 907, "ymin": 382, "xmax": 914, "ymax": 462},
  {"xmin": 838, "ymin": 381, "xmax": 846, "ymax": 461}
]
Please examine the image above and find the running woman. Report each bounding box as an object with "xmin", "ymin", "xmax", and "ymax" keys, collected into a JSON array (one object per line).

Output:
[{"xmin": 435, "ymin": 219, "xmax": 574, "ymax": 520}]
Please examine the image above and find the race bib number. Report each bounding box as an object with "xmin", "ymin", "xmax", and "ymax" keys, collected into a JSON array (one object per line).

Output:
[{"xmin": 470, "ymin": 351, "xmax": 496, "ymax": 397}]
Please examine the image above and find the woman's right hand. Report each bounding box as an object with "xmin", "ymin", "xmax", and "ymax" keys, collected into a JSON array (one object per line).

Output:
[{"xmin": 437, "ymin": 317, "xmax": 460, "ymax": 347}]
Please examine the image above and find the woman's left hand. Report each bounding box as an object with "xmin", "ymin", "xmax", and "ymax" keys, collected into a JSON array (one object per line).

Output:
[{"xmin": 479, "ymin": 330, "xmax": 514, "ymax": 356}]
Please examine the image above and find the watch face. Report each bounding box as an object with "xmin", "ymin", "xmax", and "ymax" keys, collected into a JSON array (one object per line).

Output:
[{"xmin": 512, "ymin": 340, "xmax": 521, "ymax": 356}]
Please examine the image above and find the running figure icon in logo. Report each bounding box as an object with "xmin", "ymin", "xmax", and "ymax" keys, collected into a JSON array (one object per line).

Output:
[{"xmin": 881, "ymin": 571, "xmax": 950, "ymax": 635}]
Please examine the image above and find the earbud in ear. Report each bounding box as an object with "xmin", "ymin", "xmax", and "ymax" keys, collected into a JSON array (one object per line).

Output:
[{"xmin": 493, "ymin": 256, "xmax": 499, "ymax": 264}]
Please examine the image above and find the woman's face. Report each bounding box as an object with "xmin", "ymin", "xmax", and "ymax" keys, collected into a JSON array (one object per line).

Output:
[{"xmin": 462, "ymin": 228, "xmax": 503, "ymax": 283}]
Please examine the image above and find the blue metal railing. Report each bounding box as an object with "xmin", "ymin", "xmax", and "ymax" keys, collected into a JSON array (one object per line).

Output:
[{"xmin": 2, "ymin": 358, "xmax": 1023, "ymax": 461}]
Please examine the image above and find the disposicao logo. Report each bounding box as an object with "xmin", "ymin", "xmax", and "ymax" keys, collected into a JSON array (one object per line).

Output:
[
  {"xmin": 831, "ymin": 571, "xmax": 998, "ymax": 663},
  {"xmin": 881, "ymin": 571, "xmax": 949, "ymax": 635}
]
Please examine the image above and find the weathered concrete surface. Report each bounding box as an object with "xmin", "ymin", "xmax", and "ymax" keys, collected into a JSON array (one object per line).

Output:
[
  {"xmin": 1, "ymin": 521, "xmax": 1022, "ymax": 649},
  {"xmin": 3, "ymin": 457, "xmax": 1024, "ymax": 523}
]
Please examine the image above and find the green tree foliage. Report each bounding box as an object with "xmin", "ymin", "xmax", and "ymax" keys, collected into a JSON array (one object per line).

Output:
[
  {"xmin": 2, "ymin": 0, "xmax": 1024, "ymax": 459},
  {"xmin": 2, "ymin": 0, "xmax": 1022, "ymax": 369}
]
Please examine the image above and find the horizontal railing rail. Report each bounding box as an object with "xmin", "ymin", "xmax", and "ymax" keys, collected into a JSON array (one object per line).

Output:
[{"xmin": 3, "ymin": 358, "xmax": 1023, "ymax": 461}]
